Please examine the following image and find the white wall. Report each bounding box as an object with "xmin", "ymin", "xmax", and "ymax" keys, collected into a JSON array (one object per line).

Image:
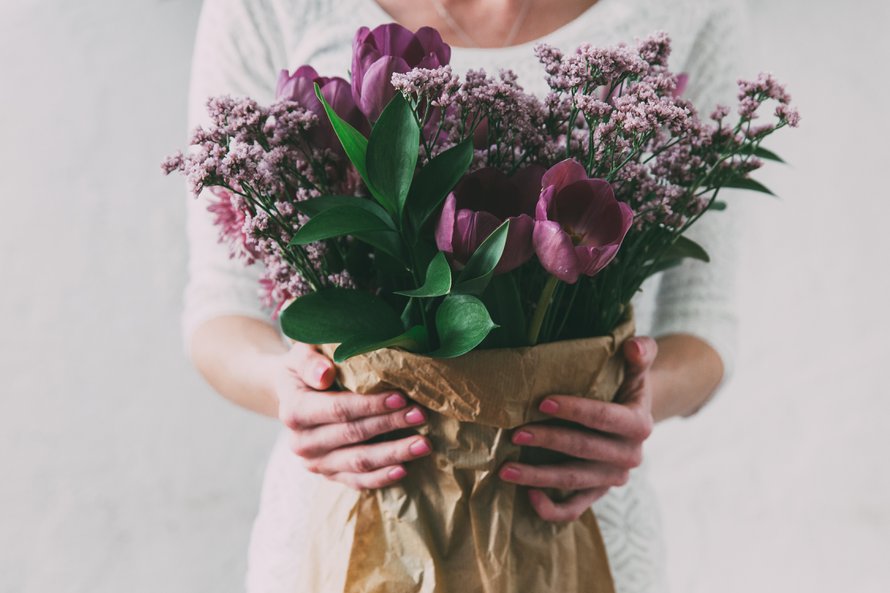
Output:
[{"xmin": 0, "ymin": 1, "xmax": 886, "ymax": 592}]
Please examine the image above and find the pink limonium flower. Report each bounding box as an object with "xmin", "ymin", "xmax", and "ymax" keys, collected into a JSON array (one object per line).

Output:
[
  {"xmin": 352, "ymin": 23, "xmax": 451, "ymax": 121},
  {"xmin": 435, "ymin": 166, "xmax": 545, "ymax": 274},
  {"xmin": 533, "ymin": 159, "xmax": 634, "ymax": 283},
  {"xmin": 276, "ymin": 66, "xmax": 370, "ymax": 153}
]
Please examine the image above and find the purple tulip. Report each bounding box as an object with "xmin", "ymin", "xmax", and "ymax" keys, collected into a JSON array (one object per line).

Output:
[
  {"xmin": 276, "ymin": 66, "xmax": 370, "ymax": 152},
  {"xmin": 533, "ymin": 159, "xmax": 634, "ymax": 284},
  {"xmin": 352, "ymin": 24, "xmax": 451, "ymax": 121},
  {"xmin": 436, "ymin": 166, "xmax": 544, "ymax": 274}
]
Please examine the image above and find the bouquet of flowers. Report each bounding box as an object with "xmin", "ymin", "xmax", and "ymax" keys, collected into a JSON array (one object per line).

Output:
[{"xmin": 165, "ymin": 23, "xmax": 797, "ymax": 593}]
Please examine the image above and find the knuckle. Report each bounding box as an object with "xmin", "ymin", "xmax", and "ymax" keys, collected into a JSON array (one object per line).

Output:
[
  {"xmin": 559, "ymin": 471, "xmax": 583, "ymax": 490},
  {"xmin": 342, "ymin": 421, "xmax": 368, "ymax": 444},
  {"xmin": 352, "ymin": 453, "xmax": 376, "ymax": 474},
  {"xmin": 278, "ymin": 408, "xmax": 300, "ymax": 430},
  {"xmin": 330, "ymin": 400, "xmax": 353, "ymax": 424},
  {"xmin": 625, "ymin": 447, "xmax": 643, "ymax": 469},
  {"xmin": 614, "ymin": 470, "xmax": 631, "ymax": 486},
  {"xmin": 289, "ymin": 434, "xmax": 311, "ymax": 458},
  {"xmin": 636, "ymin": 416, "xmax": 654, "ymax": 440}
]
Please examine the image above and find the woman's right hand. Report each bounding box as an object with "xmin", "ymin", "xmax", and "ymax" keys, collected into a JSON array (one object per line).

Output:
[{"xmin": 272, "ymin": 341, "xmax": 432, "ymax": 490}]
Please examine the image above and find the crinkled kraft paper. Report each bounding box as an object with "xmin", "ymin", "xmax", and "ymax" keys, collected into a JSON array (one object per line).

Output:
[{"xmin": 307, "ymin": 313, "xmax": 634, "ymax": 593}]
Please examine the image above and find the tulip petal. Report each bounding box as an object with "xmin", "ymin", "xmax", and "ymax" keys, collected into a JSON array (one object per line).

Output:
[
  {"xmin": 533, "ymin": 220, "xmax": 580, "ymax": 283},
  {"xmin": 359, "ymin": 56, "xmax": 411, "ymax": 121},
  {"xmin": 454, "ymin": 209, "xmax": 501, "ymax": 266},
  {"xmin": 414, "ymin": 26, "xmax": 451, "ymax": 64},
  {"xmin": 435, "ymin": 193, "xmax": 458, "ymax": 255},
  {"xmin": 512, "ymin": 165, "xmax": 546, "ymax": 215},
  {"xmin": 541, "ymin": 158, "xmax": 587, "ymax": 194},
  {"xmin": 495, "ymin": 214, "xmax": 535, "ymax": 274},
  {"xmin": 575, "ymin": 244, "xmax": 620, "ymax": 277}
]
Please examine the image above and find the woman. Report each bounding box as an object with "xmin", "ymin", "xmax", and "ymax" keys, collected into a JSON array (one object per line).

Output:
[{"xmin": 184, "ymin": 0, "xmax": 745, "ymax": 590}]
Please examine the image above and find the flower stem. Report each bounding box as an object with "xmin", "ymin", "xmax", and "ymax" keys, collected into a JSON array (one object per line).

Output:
[{"xmin": 527, "ymin": 275, "xmax": 560, "ymax": 345}]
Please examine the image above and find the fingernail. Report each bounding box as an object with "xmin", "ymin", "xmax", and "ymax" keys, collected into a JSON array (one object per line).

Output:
[
  {"xmin": 388, "ymin": 466, "xmax": 407, "ymax": 480},
  {"xmin": 500, "ymin": 466, "xmax": 521, "ymax": 481},
  {"xmin": 405, "ymin": 408, "xmax": 425, "ymax": 424},
  {"xmin": 315, "ymin": 362, "xmax": 331, "ymax": 384},
  {"xmin": 539, "ymin": 399, "xmax": 559, "ymax": 414},
  {"xmin": 385, "ymin": 393, "xmax": 406, "ymax": 409},
  {"xmin": 513, "ymin": 430, "xmax": 534, "ymax": 445},
  {"xmin": 409, "ymin": 439, "xmax": 431, "ymax": 456}
]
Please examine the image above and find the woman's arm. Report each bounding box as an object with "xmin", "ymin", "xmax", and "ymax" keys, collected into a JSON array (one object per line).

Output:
[{"xmin": 650, "ymin": 334, "xmax": 724, "ymax": 422}]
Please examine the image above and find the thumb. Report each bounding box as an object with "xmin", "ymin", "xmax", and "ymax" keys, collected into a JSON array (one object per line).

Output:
[{"xmin": 623, "ymin": 336, "xmax": 658, "ymax": 377}]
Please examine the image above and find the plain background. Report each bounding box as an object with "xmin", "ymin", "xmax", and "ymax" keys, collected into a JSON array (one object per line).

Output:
[{"xmin": 1, "ymin": 0, "xmax": 887, "ymax": 591}]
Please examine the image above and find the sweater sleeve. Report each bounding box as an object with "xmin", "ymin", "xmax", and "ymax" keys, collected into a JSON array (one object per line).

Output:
[
  {"xmin": 181, "ymin": 0, "xmax": 289, "ymax": 346},
  {"xmin": 650, "ymin": 0, "xmax": 751, "ymax": 384}
]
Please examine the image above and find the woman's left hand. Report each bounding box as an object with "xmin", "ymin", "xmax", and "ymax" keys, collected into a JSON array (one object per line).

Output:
[{"xmin": 499, "ymin": 336, "xmax": 658, "ymax": 522}]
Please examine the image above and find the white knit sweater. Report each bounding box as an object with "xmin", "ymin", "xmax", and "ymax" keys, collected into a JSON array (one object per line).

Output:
[{"xmin": 183, "ymin": 1, "xmax": 748, "ymax": 591}]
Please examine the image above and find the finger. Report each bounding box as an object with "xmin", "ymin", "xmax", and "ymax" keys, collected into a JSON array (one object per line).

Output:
[
  {"xmin": 623, "ymin": 336, "xmax": 658, "ymax": 377},
  {"xmin": 512, "ymin": 425, "xmax": 642, "ymax": 469},
  {"xmin": 329, "ymin": 465, "xmax": 408, "ymax": 490},
  {"xmin": 305, "ymin": 436, "xmax": 432, "ymax": 475},
  {"xmin": 296, "ymin": 390, "xmax": 409, "ymax": 427},
  {"xmin": 499, "ymin": 460, "xmax": 629, "ymax": 491},
  {"xmin": 538, "ymin": 396, "xmax": 652, "ymax": 440},
  {"xmin": 291, "ymin": 342, "xmax": 336, "ymax": 390},
  {"xmin": 616, "ymin": 337, "xmax": 658, "ymax": 404},
  {"xmin": 291, "ymin": 406, "xmax": 427, "ymax": 458},
  {"xmin": 528, "ymin": 487, "xmax": 609, "ymax": 523}
]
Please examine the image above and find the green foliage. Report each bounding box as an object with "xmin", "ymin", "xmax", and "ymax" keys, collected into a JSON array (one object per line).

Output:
[
  {"xmin": 314, "ymin": 84, "xmax": 371, "ymax": 186},
  {"xmin": 427, "ymin": 294, "xmax": 498, "ymax": 358},
  {"xmin": 280, "ymin": 288, "xmax": 404, "ymax": 346},
  {"xmin": 452, "ymin": 220, "xmax": 510, "ymax": 295},
  {"xmin": 333, "ymin": 325, "xmax": 429, "ymax": 362},
  {"xmin": 406, "ymin": 140, "xmax": 473, "ymax": 230},
  {"xmin": 396, "ymin": 252, "xmax": 451, "ymax": 297},
  {"xmin": 367, "ymin": 94, "xmax": 420, "ymax": 217},
  {"xmin": 289, "ymin": 204, "xmax": 394, "ymax": 245},
  {"xmin": 723, "ymin": 177, "xmax": 776, "ymax": 196}
]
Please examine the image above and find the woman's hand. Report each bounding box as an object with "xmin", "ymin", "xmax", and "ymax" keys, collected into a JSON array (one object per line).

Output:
[
  {"xmin": 273, "ymin": 342, "xmax": 432, "ymax": 490},
  {"xmin": 499, "ymin": 337, "xmax": 658, "ymax": 522}
]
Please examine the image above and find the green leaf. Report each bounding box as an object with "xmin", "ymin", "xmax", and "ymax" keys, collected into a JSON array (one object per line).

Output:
[
  {"xmin": 289, "ymin": 204, "xmax": 394, "ymax": 245},
  {"xmin": 292, "ymin": 195, "xmax": 406, "ymax": 263},
  {"xmin": 723, "ymin": 177, "xmax": 776, "ymax": 196},
  {"xmin": 752, "ymin": 146, "xmax": 786, "ymax": 163},
  {"xmin": 709, "ymin": 200, "xmax": 727, "ymax": 211},
  {"xmin": 453, "ymin": 220, "xmax": 510, "ymax": 295},
  {"xmin": 428, "ymin": 294, "xmax": 498, "ymax": 358},
  {"xmin": 367, "ymin": 93, "xmax": 420, "ymax": 217},
  {"xmin": 395, "ymin": 252, "xmax": 451, "ymax": 297},
  {"xmin": 315, "ymin": 84, "xmax": 371, "ymax": 185},
  {"xmin": 333, "ymin": 325, "xmax": 429, "ymax": 362},
  {"xmin": 664, "ymin": 235, "xmax": 710, "ymax": 263},
  {"xmin": 280, "ymin": 288, "xmax": 403, "ymax": 345},
  {"xmin": 407, "ymin": 139, "xmax": 474, "ymax": 229},
  {"xmin": 353, "ymin": 230, "xmax": 407, "ymax": 264},
  {"xmin": 294, "ymin": 195, "xmax": 391, "ymax": 220}
]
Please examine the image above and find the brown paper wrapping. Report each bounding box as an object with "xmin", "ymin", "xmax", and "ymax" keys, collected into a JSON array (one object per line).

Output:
[{"xmin": 306, "ymin": 312, "xmax": 635, "ymax": 593}]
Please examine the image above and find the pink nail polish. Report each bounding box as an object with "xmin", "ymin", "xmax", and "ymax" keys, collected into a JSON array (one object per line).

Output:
[
  {"xmin": 500, "ymin": 466, "xmax": 521, "ymax": 481},
  {"xmin": 513, "ymin": 430, "xmax": 534, "ymax": 445},
  {"xmin": 409, "ymin": 439, "xmax": 431, "ymax": 456},
  {"xmin": 405, "ymin": 408, "xmax": 425, "ymax": 424},
  {"xmin": 315, "ymin": 363, "xmax": 331, "ymax": 384},
  {"xmin": 385, "ymin": 393, "xmax": 406, "ymax": 409},
  {"xmin": 539, "ymin": 399, "xmax": 559, "ymax": 414},
  {"xmin": 388, "ymin": 466, "xmax": 407, "ymax": 480}
]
